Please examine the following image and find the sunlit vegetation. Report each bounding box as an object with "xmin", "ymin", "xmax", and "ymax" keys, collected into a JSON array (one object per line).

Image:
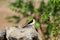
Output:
[
  {"xmin": 34, "ymin": 21, "xmax": 40, "ymax": 29},
  {"xmin": 7, "ymin": 0, "xmax": 60, "ymax": 40},
  {"xmin": 6, "ymin": 15, "xmax": 20, "ymax": 24},
  {"xmin": 9, "ymin": 0, "xmax": 34, "ymax": 16}
]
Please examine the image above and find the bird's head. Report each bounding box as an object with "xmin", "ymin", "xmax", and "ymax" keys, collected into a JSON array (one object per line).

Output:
[
  {"xmin": 22, "ymin": 16, "xmax": 36, "ymax": 28},
  {"xmin": 26, "ymin": 16, "xmax": 36, "ymax": 26}
]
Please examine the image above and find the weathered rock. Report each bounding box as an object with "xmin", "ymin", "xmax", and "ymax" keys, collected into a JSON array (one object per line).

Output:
[
  {"xmin": 0, "ymin": 25, "xmax": 40, "ymax": 40},
  {"xmin": 5, "ymin": 25, "xmax": 39, "ymax": 40},
  {"xmin": 0, "ymin": 28, "xmax": 6, "ymax": 40}
]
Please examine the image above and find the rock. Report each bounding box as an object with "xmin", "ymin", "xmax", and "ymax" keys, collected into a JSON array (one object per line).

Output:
[
  {"xmin": 0, "ymin": 25, "xmax": 40, "ymax": 40},
  {"xmin": 0, "ymin": 28, "xmax": 6, "ymax": 40},
  {"xmin": 0, "ymin": 28, "xmax": 5, "ymax": 37},
  {"xmin": 5, "ymin": 25, "xmax": 39, "ymax": 40}
]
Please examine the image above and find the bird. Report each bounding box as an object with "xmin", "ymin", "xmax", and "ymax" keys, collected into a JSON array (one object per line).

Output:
[
  {"xmin": 22, "ymin": 19, "xmax": 35, "ymax": 28},
  {"xmin": 28, "ymin": 19, "xmax": 35, "ymax": 26}
]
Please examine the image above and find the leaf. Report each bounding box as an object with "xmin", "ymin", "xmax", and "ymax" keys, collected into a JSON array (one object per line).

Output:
[
  {"xmin": 34, "ymin": 21, "xmax": 40, "ymax": 29},
  {"xmin": 9, "ymin": 3, "xmax": 15, "ymax": 10},
  {"xmin": 41, "ymin": 13, "xmax": 48, "ymax": 21},
  {"xmin": 34, "ymin": 9, "xmax": 39, "ymax": 13}
]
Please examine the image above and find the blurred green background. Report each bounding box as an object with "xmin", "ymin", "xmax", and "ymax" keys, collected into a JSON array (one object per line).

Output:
[{"xmin": 5, "ymin": 0, "xmax": 60, "ymax": 40}]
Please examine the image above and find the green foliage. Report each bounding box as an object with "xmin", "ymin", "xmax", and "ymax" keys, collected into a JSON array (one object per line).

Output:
[
  {"xmin": 47, "ymin": 0, "xmax": 60, "ymax": 16},
  {"xmin": 6, "ymin": 16, "xmax": 13, "ymax": 22},
  {"xmin": 12, "ymin": 15, "xmax": 20, "ymax": 23},
  {"xmin": 15, "ymin": 0, "xmax": 24, "ymax": 8},
  {"xmin": 34, "ymin": 9, "xmax": 39, "ymax": 14},
  {"xmin": 55, "ymin": 0, "xmax": 60, "ymax": 11},
  {"xmin": 25, "ymin": 1, "xmax": 34, "ymax": 13},
  {"xmin": 41, "ymin": 12, "xmax": 48, "ymax": 21},
  {"xmin": 9, "ymin": 0, "xmax": 25, "ymax": 13},
  {"xmin": 46, "ymin": 23, "xmax": 56, "ymax": 35},
  {"xmin": 34, "ymin": 21, "xmax": 40, "ymax": 29},
  {"xmin": 38, "ymin": 0, "xmax": 46, "ymax": 13},
  {"xmin": 46, "ymin": 23, "xmax": 59, "ymax": 36},
  {"xmin": 18, "ymin": 8, "xmax": 25, "ymax": 13},
  {"xmin": 6, "ymin": 15, "xmax": 20, "ymax": 24},
  {"xmin": 55, "ymin": 15, "xmax": 60, "ymax": 23},
  {"xmin": 9, "ymin": 3, "xmax": 15, "ymax": 10},
  {"xmin": 9, "ymin": 0, "xmax": 34, "ymax": 16}
]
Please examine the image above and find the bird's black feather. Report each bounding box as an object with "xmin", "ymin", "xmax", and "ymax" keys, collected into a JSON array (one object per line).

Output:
[
  {"xmin": 23, "ymin": 19, "xmax": 33, "ymax": 28},
  {"xmin": 28, "ymin": 19, "xmax": 33, "ymax": 24}
]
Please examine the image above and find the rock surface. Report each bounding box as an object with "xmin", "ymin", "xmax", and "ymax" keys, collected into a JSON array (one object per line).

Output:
[{"xmin": 0, "ymin": 25, "xmax": 39, "ymax": 40}]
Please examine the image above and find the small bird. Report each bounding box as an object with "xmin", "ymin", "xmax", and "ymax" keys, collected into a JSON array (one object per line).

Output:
[
  {"xmin": 23, "ymin": 19, "xmax": 35, "ymax": 28},
  {"xmin": 28, "ymin": 19, "xmax": 35, "ymax": 26}
]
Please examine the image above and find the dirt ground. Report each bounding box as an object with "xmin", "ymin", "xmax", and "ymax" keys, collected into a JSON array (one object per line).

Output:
[{"xmin": 0, "ymin": 0, "xmax": 27, "ymax": 30}]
